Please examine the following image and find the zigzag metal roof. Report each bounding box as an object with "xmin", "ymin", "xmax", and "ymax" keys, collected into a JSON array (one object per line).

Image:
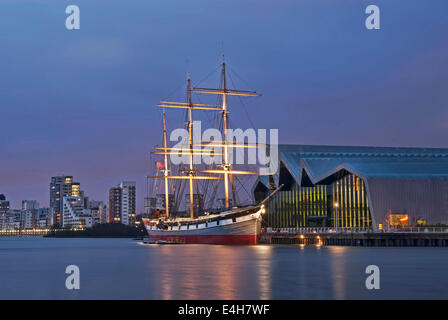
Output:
[{"xmin": 278, "ymin": 144, "xmax": 448, "ymax": 184}]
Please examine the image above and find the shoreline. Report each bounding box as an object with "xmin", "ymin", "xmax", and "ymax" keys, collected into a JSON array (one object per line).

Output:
[{"xmin": 44, "ymin": 223, "xmax": 146, "ymax": 239}]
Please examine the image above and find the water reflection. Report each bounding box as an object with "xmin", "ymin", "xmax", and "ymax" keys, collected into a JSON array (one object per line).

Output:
[
  {"xmin": 148, "ymin": 244, "xmax": 273, "ymax": 299},
  {"xmin": 253, "ymin": 245, "xmax": 273, "ymax": 300},
  {"xmin": 327, "ymin": 246, "xmax": 348, "ymax": 299},
  {"xmin": 2, "ymin": 238, "xmax": 447, "ymax": 299}
]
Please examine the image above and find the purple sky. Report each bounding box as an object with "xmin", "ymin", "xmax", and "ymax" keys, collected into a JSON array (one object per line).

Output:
[{"xmin": 1, "ymin": 0, "xmax": 448, "ymax": 211}]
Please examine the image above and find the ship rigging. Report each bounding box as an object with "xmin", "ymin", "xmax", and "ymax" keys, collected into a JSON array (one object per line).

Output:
[
  {"xmin": 148, "ymin": 57, "xmax": 261, "ymax": 219},
  {"xmin": 143, "ymin": 57, "xmax": 281, "ymax": 245}
]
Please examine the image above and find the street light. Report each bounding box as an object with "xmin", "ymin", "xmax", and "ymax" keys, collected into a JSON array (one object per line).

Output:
[{"xmin": 334, "ymin": 202, "xmax": 339, "ymax": 232}]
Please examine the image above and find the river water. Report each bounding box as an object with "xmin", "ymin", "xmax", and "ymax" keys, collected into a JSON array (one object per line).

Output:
[{"xmin": 0, "ymin": 237, "xmax": 446, "ymax": 299}]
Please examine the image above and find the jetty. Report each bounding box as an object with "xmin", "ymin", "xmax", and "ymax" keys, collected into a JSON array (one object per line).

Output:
[{"xmin": 260, "ymin": 227, "xmax": 448, "ymax": 247}]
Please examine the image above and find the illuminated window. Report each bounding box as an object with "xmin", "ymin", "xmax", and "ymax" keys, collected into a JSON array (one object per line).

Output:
[
  {"xmin": 389, "ymin": 213, "xmax": 409, "ymax": 227},
  {"xmin": 416, "ymin": 218, "xmax": 427, "ymax": 226}
]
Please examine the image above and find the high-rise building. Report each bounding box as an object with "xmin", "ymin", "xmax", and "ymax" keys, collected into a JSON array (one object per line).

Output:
[
  {"xmin": 101, "ymin": 203, "xmax": 108, "ymax": 224},
  {"xmin": 121, "ymin": 181, "xmax": 136, "ymax": 225},
  {"xmin": 108, "ymin": 182, "xmax": 136, "ymax": 225},
  {"xmin": 22, "ymin": 200, "xmax": 39, "ymax": 211},
  {"xmin": 22, "ymin": 210, "xmax": 33, "ymax": 229},
  {"xmin": 108, "ymin": 187, "xmax": 122, "ymax": 223},
  {"xmin": 0, "ymin": 194, "xmax": 10, "ymax": 213},
  {"xmin": 50, "ymin": 176, "xmax": 81, "ymax": 227},
  {"xmin": 0, "ymin": 194, "xmax": 8, "ymax": 230},
  {"xmin": 38, "ymin": 208, "xmax": 51, "ymax": 228},
  {"xmin": 22, "ymin": 200, "xmax": 39, "ymax": 228},
  {"xmin": 62, "ymin": 196, "xmax": 92, "ymax": 228},
  {"xmin": 4, "ymin": 210, "xmax": 21, "ymax": 230},
  {"xmin": 86, "ymin": 200, "xmax": 104, "ymax": 225}
]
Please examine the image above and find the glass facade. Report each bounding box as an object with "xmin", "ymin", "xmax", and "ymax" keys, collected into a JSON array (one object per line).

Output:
[
  {"xmin": 332, "ymin": 173, "xmax": 371, "ymax": 228},
  {"xmin": 265, "ymin": 173, "xmax": 372, "ymax": 228}
]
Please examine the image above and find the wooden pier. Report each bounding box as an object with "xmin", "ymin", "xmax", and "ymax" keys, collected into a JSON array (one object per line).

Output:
[{"xmin": 260, "ymin": 228, "xmax": 448, "ymax": 247}]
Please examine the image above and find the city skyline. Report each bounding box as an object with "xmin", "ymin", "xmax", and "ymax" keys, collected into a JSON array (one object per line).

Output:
[
  {"xmin": 0, "ymin": 176, "xmax": 137, "ymax": 230},
  {"xmin": 1, "ymin": 176, "xmax": 135, "ymax": 209},
  {"xmin": 1, "ymin": 0, "xmax": 448, "ymax": 211}
]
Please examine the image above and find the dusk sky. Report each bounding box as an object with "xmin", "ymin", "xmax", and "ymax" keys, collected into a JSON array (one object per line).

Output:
[{"xmin": 1, "ymin": 0, "xmax": 447, "ymax": 211}]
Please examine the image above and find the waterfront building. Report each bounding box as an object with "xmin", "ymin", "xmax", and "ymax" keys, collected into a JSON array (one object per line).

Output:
[
  {"xmin": 47, "ymin": 208, "xmax": 54, "ymax": 227},
  {"xmin": 0, "ymin": 194, "xmax": 10, "ymax": 213},
  {"xmin": 108, "ymin": 182, "xmax": 136, "ymax": 225},
  {"xmin": 0, "ymin": 209, "xmax": 20, "ymax": 230},
  {"xmin": 62, "ymin": 196, "xmax": 92, "ymax": 228},
  {"xmin": 22, "ymin": 200, "xmax": 39, "ymax": 227},
  {"xmin": 86, "ymin": 200, "xmax": 104, "ymax": 225},
  {"xmin": 253, "ymin": 144, "xmax": 448, "ymax": 230},
  {"xmin": 50, "ymin": 176, "xmax": 81, "ymax": 227},
  {"xmin": 108, "ymin": 187, "xmax": 122, "ymax": 223},
  {"xmin": 22, "ymin": 200, "xmax": 39, "ymax": 211},
  {"xmin": 0, "ymin": 195, "xmax": 10, "ymax": 230},
  {"xmin": 121, "ymin": 181, "xmax": 136, "ymax": 225},
  {"xmin": 38, "ymin": 208, "xmax": 51, "ymax": 228},
  {"xmin": 83, "ymin": 208, "xmax": 94, "ymax": 224},
  {"xmin": 100, "ymin": 203, "xmax": 108, "ymax": 224},
  {"xmin": 7, "ymin": 210, "xmax": 21, "ymax": 230},
  {"xmin": 21, "ymin": 210, "xmax": 33, "ymax": 229}
]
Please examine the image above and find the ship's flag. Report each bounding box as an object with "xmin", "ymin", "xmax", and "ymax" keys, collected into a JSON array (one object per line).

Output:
[{"xmin": 156, "ymin": 162, "xmax": 165, "ymax": 168}]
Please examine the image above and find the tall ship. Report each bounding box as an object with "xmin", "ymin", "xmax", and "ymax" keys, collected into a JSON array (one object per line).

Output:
[{"xmin": 142, "ymin": 58, "xmax": 281, "ymax": 245}]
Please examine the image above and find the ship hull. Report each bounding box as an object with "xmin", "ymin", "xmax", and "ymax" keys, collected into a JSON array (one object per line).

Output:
[{"xmin": 143, "ymin": 209, "xmax": 262, "ymax": 245}]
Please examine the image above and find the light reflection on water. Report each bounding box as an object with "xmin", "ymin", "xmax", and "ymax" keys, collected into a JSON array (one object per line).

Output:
[
  {"xmin": 150, "ymin": 244, "xmax": 273, "ymax": 299},
  {"xmin": 0, "ymin": 238, "xmax": 448, "ymax": 299},
  {"xmin": 328, "ymin": 246, "xmax": 348, "ymax": 300},
  {"xmin": 253, "ymin": 245, "xmax": 272, "ymax": 300}
]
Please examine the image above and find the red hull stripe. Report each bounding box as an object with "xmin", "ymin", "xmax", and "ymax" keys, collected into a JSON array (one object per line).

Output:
[{"xmin": 148, "ymin": 234, "xmax": 259, "ymax": 245}]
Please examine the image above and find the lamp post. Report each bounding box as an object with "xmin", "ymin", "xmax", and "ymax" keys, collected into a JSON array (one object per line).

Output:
[{"xmin": 334, "ymin": 202, "xmax": 339, "ymax": 232}]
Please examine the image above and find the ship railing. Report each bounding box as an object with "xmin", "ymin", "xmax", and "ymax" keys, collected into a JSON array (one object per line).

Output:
[
  {"xmin": 381, "ymin": 226, "xmax": 448, "ymax": 233},
  {"xmin": 264, "ymin": 226, "xmax": 448, "ymax": 234},
  {"xmin": 265, "ymin": 227, "xmax": 372, "ymax": 234}
]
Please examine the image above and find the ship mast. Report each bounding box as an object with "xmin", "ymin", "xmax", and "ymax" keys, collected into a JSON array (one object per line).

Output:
[
  {"xmin": 220, "ymin": 58, "xmax": 238, "ymax": 208},
  {"xmin": 187, "ymin": 74, "xmax": 195, "ymax": 219},
  {"xmin": 162, "ymin": 109, "xmax": 170, "ymax": 217},
  {"xmin": 191, "ymin": 58, "xmax": 262, "ymax": 209},
  {"xmin": 221, "ymin": 58, "xmax": 231, "ymax": 208},
  {"xmin": 149, "ymin": 75, "xmax": 223, "ymax": 220},
  {"xmin": 149, "ymin": 59, "xmax": 261, "ymax": 218}
]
